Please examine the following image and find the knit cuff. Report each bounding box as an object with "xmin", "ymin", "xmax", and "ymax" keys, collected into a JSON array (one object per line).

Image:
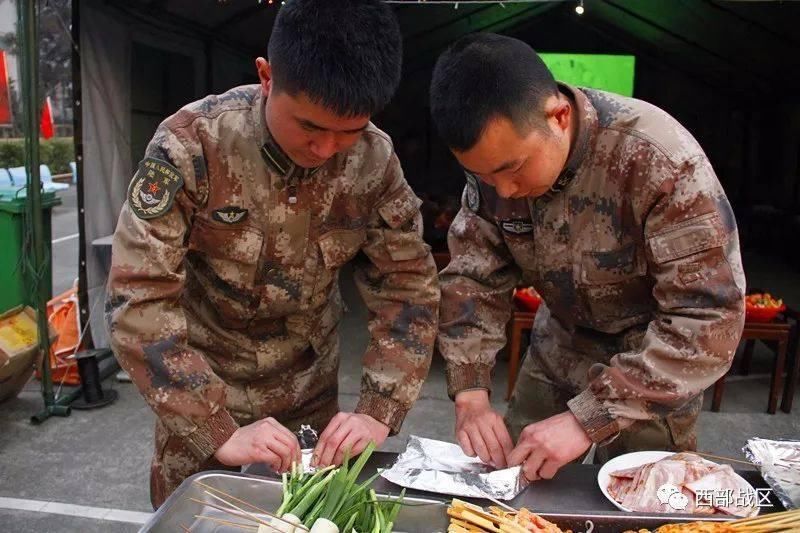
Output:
[{"xmin": 183, "ymin": 408, "xmax": 240, "ymax": 461}]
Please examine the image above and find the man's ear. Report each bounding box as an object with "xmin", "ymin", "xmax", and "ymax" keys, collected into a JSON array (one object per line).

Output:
[{"xmin": 255, "ymin": 57, "xmax": 272, "ymax": 97}]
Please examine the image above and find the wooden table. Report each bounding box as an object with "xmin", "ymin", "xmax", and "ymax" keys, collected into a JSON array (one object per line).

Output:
[
  {"xmin": 778, "ymin": 308, "xmax": 800, "ymax": 413},
  {"xmin": 506, "ymin": 307, "xmax": 796, "ymax": 414},
  {"xmin": 712, "ymin": 319, "xmax": 792, "ymax": 414},
  {"xmin": 507, "ymin": 303, "xmax": 536, "ymax": 400}
]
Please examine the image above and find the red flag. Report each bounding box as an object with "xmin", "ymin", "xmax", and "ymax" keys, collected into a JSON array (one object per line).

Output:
[
  {"xmin": 0, "ymin": 51, "xmax": 11, "ymax": 124},
  {"xmin": 40, "ymin": 96, "xmax": 54, "ymax": 139}
]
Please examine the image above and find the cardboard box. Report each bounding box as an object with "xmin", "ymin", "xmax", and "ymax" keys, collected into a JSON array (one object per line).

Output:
[{"xmin": 0, "ymin": 306, "xmax": 55, "ymax": 403}]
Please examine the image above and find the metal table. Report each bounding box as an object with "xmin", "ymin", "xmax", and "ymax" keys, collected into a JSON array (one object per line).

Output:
[{"xmin": 245, "ymin": 450, "xmax": 785, "ymax": 515}]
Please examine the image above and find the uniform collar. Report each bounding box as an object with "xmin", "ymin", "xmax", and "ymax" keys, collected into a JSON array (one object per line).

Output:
[
  {"xmin": 255, "ymin": 94, "xmax": 322, "ymax": 180},
  {"xmin": 543, "ymin": 83, "xmax": 598, "ymax": 197}
]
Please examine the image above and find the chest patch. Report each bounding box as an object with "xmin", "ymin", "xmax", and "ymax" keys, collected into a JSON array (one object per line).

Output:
[
  {"xmin": 500, "ymin": 219, "xmax": 534, "ymax": 235},
  {"xmin": 212, "ymin": 206, "xmax": 249, "ymax": 224}
]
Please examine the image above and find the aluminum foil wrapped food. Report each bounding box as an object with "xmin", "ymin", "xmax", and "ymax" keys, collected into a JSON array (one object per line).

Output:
[
  {"xmin": 380, "ymin": 435, "xmax": 528, "ymax": 500},
  {"xmin": 744, "ymin": 437, "xmax": 800, "ymax": 509}
]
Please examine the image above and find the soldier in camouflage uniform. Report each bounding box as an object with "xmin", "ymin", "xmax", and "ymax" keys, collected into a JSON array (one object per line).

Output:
[
  {"xmin": 106, "ymin": 0, "xmax": 439, "ymax": 509},
  {"xmin": 430, "ymin": 34, "xmax": 745, "ymax": 481}
]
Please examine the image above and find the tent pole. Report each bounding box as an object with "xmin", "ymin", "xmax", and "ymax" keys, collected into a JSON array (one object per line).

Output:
[
  {"xmin": 71, "ymin": 0, "xmax": 92, "ymax": 345},
  {"xmin": 17, "ymin": 0, "xmax": 69, "ymax": 423}
]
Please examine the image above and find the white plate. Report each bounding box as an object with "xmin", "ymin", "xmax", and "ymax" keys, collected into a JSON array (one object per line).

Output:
[{"xmin": 597, "ymin": 451, "xmax": 759, "ymax": 516}]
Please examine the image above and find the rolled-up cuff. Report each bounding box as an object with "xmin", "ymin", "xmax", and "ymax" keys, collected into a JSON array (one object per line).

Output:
[
  {"xmin": 567, "ymin": 388, "xmax": 620, "ymax": 445},
  {"xmin": 446, "ymin": 363, "xmax": 493, "ymax": 400},
  {"xmin": 355, "ymin": 390, "xmax": 408, "ymax": 435},
  {"xmin": 183, "ymin": 408, "xmax": 240, "ymax": 461}
]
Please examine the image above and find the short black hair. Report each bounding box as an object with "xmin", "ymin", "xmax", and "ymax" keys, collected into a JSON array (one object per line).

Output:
[
  {"xmin": 268, "ymin": 0, "xmax": 402, "ymax": 117},
  {"xmin": 430, "ymin": 33, "xmax": 558, "ymax": 151}
]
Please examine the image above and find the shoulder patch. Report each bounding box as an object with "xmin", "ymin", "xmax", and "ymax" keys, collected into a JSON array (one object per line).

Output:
[
  {"xmin": 464, "ymin": 172, "xmax": 480, "ymax": 212},
  {"xmin": 212, "ymin": 206, "xmax": 249, "ymax": 224},
  {"xmin": 128, "ymin": 157, "xmax": 184, "ymax": 219}
]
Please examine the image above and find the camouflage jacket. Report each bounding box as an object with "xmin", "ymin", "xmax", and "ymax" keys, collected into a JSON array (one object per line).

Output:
[
  {"xmin": 107, "ymin": 85, "xmax": 439, "ymax": 461},
  {"xmin": 438, "ymin": 84, "xmax": 745, "ymax": 444}
]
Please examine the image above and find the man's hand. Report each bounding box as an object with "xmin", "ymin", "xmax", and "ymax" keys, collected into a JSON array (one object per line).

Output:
[
  {"xmin": 214, "ymin": 417, "xmax": 301, "ymax": 473},
  {"xmin": 507, "ymin": 411, "xmax": 592, "ymax": 481},
  {"xmin": 312, "ymin": 412, "xmax": 390, "ymax": 467},
  {"xmin": 454, "ymin": 389, "xmax": 513, "ymax": 469}
]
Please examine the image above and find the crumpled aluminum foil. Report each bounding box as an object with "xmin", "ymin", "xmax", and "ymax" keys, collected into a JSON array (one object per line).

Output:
[
  {"xmin": 743, "ymin": 438, "xmax": 800, "ymax": 510},
  {"xmin": 380, "ymin": 435, "xmax": 528, "ymax": 500}
]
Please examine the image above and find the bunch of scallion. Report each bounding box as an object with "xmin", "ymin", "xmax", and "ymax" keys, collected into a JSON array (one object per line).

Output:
[{"xmin": 271, "ymin": 442, "xmax": 405, "ymax": 533}]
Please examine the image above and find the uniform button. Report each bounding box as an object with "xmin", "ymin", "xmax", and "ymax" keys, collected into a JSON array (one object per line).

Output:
[{"xmin": 266, "ymin": 268, "xmax": 277, "ymax": 276}]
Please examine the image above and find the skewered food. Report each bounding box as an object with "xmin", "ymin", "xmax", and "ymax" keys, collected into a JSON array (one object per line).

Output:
[{"xmin": 447, "ymin": 499, "xmax": 569, "ymax": 533}]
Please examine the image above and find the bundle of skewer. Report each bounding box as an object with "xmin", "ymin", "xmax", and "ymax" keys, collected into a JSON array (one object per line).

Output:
[
  {"xmin": 632, "ymin": 508, "xmax": 800, "ymax": 533},
  {"xmin": 179, "ymin": 480, "xmax": 309, "ymax": 532},
  {"xmin": 725, "ymin": 508, "xmax": 800, "ymax": 532}
]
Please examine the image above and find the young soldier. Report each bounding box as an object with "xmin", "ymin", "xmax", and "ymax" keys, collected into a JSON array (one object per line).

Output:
[
  {"xmin": 431, "ymin": 33, "xmax": 745, "ymax": 481},
  {"xmin": 107, "ymin": 0, "xmax": 439, "ymax": 508}
]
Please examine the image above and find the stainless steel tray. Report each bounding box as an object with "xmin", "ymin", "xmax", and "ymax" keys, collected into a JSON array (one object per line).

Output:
[
  {"xmin": 140, "ymin": 471, "xmax": 734, "ymax": 533},
  {"xmin": 140, "ymin": 471, "xmax": 449, "ymax": 532}
]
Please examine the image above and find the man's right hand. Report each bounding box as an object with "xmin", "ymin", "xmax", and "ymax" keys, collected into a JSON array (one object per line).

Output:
[
  {"xmin": 214, "ymin": 417, "xmax": 301, "ymax": 473},
  {"xmin": 454, "ymin": 389, "xmax": 513, "ymax": 468}
]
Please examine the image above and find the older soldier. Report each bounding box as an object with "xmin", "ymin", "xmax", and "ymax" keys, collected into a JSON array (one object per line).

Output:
[
  {"xmin": 431, "ymin": 34, "xmax": 745, "ymax": 481},
  {"xmin": 106, "ymin": 0, "xmax": 439, "ymax": 508}
]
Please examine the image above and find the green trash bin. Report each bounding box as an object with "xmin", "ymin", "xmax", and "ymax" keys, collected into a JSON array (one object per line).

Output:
[{"xmin": 0, "ymin": 186, "xmax": 62, "ymax": 314}]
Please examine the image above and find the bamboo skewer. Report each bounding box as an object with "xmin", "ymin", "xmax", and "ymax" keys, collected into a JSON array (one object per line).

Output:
[
  {"xmin": 193, "ymin": 514, "xmax": 259, "ymax": 530},
  {"xmin": 202, "ymin": 490, "xmax": 280, "ymax": 530},
  {"xmin": 694, "ymin": 450, "xmax": 796, "ymax": 471},
  {"xmin": 187, "ymin": 497, "xmax": 281, "ymax": 531},
  {"xmin": 195, "ymin": 481, "xmax": 275, "ymax": 516},
  {"xmin": 693, "ymin": 451, "xmax": 756, "ymax": 467},
  {"xmin": 731, "ymin": 508, "xmax": 800, "ymax": 526},
  {"xmin": 180, "ymin": 525, "xmax": 192, "ymax": 532},
  {"xmin": 483, "ymin": 495, "xmax": 517, "ymax": 513},
  {"xmin": 193, "ymin": 481, "xmax": 310, "ymax": 532}
]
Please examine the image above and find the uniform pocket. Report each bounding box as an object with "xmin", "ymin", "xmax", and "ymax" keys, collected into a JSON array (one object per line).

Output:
[
  {"xmin": 648, "ymin": 212, "xmax": 727, "ymax": 265},
  {"xmin": 187, "ymin": 216, "xmax": 264, "ymax": 326},
  {"xmin": 383, "ymin": 229, "xmax": 428, "ymax": 261},
  {"xmin": 188, "ymin": 216, "xmax": 263, "ymax": 288},
  {"xmin": 318, "ymin": 228, "xmax": 366, "ymax": 269},
  {"xmin": 578, "ymin": 242, "xmax": 654, "ymax": 329},
  {"xmin": 314, "ymin": 228, "xmax": 367, "ymax": 299},
  {"xmin": 503, "ymin": 231, "xmax": 536, "ymax": 271}
]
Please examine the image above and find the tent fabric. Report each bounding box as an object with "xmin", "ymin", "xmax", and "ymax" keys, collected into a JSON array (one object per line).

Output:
[
  {"xmin": 79, "ymin": 0, "xmax": 252, "ymax": 348},
  {"xmin": 80, "ymin": 0, "xmax": 132, "ymax": 349}
]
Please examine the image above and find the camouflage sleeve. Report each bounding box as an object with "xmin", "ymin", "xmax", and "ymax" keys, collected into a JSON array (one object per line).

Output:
[
  {"xmin": 106, "ymin": 126, "xmax": 239, "ymax": 461},
  {"xmin": 437, "ymin": 185, "xmax": 521, "ymax": 399},
  {"xmin": 352, "ymin": 153, "xmax": 440, "ymax": 435},
  {"xmin": 568, "ymin": 157, "xmax": 746, "ymax": 444}
]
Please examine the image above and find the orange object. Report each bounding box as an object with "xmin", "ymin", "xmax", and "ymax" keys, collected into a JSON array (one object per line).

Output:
[
  {"xmin": 35, "ymin": 286, "xmax": 82, "ymax": 385},
  {"xmin": 746, "ymin": 303, "xmax": 786, "ymax": 323},
  {"xmin": 514, "ymin": 286, "xmax": 542, "ymax": 313},
  {"xmin": 745, "ymin": 292, "xmax": 786, "ymax": 323}
]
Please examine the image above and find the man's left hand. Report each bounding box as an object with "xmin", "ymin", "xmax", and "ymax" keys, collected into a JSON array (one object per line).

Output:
[
  {"xmin": 507, "ymin": 411, "xmax": 592, "ymax": 481},
  {"xmin": 312, "ymin": 412, "xmax": 390, "ymax": 467}
]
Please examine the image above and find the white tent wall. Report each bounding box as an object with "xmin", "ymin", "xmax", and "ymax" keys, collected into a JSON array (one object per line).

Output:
[{"xmin": 80, "ymin": 0, "xmax": 254, "ymax": 348}]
